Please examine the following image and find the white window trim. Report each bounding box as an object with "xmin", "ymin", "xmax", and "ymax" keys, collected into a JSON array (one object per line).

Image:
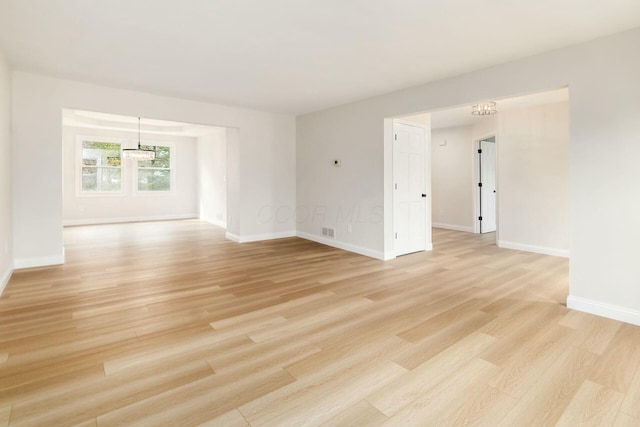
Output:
[
  {"xmin": 75, "ymin": 135, "xmax": 128, "ymax": 197},
  {"xmin": 133, "ymin": 140, "xmax": 177, "ymax": 195}
]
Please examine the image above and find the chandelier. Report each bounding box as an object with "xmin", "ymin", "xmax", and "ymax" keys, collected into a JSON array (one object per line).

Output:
[
  {"xmin": 471, "ymin": 101, "xmax": 497, "ymax": 116},
  {"xmin": 122, "ymin": 117, "xmax": 156, "ymax": 160}
]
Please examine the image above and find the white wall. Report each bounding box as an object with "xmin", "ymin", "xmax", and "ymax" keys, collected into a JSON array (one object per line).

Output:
[
  {"xmin": 197, "ymin": 130, "xmax": 227, "ymax": 228},
  {"xmin": 297, "ymin": 28, "xmax": 640, "ymax": 325},
  {"xmin": 431, "ymin": 126, "xmax": 474, "ymax": 232},
  {"xmin": 497, "ymin": 102, "xmax": 569, "ymax": 256},
  {"xmin": 12, "ymin": 71, "xmax": 296, "ymax": 268},
  {"xmin": 62, "ymin": 126, "xmax": 198, "ymax": 225},
  {"xmin": 471, "ymin": 115, "xmax": 499, "ymax": 141},
  {"xmin": 0, "ymin": 50, "xmax": 12, "ymax": 294},
  {"xmin": 296, "ymin": 108, "xmax": 385, "ymax": 258}
]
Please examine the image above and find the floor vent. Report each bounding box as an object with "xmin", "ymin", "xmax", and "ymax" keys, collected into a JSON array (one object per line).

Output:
[{"xmin": 322, "ymin": 227, "xmax": 335, "ymax": 239}]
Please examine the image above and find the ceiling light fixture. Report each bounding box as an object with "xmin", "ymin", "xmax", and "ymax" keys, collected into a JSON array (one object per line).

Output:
[
  {"xmin": 471, "ymin": 101, "xmax": 497, "ymax": 116},
  {"xmin": 122, "ymin": 117, "xmax": 156, "ymax": 160}
]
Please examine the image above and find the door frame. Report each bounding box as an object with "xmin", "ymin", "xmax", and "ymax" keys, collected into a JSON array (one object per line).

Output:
[
  {"xmin": 392, "ymin": 119, "xmax": 432, "ymax": 257},
  {"xmin": 472, "ymin": 133, "xmax": 498, "ymax": 238}
]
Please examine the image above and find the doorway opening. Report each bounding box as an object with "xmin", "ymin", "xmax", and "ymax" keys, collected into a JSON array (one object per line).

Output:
[
  {"xmin": 62, "ymin": 109, "xmax": 230, "ymax": 230},
  {"xmin": 385, "ymin": 87, "xmax": 569, "ymax": 258}
]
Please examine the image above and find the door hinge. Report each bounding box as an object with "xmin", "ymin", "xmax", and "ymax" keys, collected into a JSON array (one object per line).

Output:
[
  {"xmin": 394, "ymin": 134, "xmax": 397, "ymax": 141},
  {"xmin": 478, "ymin": 216, "xmax": 483, "ymax": 221},
  {"xmin": 395, "ymin": 183, "xmax": 398, "ymax": 190},
  {"xmin": 395, "ymin": 232, "xmax": 398, "ymax": 239},
  {"xmin": 478, "ymin": 182, "xmax": 483, "ymax": 187},
  {"xmin": 478, "ymin": 149, "xmax": 482, "ymax": 154}
]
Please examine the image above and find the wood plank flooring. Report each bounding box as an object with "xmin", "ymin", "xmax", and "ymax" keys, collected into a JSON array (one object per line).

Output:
[{"xmin": 1, "ymin": 220, "xmax": 639, "ymax": 426}]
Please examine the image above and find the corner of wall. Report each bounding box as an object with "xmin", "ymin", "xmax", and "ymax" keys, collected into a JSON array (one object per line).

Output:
[{"xmin": 0, "ymin": 261, "xmax": 13, "ymax": 297}]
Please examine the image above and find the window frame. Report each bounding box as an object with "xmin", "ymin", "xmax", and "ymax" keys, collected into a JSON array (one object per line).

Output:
[
  {"xmin": 133, "ymin": 141, "xmax": 176, "ymax": 195},
  {"xmin": 75, "ymin": 135, "xmax": 127, "ymax": 197}
]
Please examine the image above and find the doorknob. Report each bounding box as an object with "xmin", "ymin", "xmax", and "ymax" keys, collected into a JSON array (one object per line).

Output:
[{"xmin": 421, "ymin": 194, "xmax": 427, "ymax": 198}]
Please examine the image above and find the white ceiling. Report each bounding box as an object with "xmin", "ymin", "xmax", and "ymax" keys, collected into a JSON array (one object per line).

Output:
[
  {"xmin": 1, "ymin": 1, "xmax": 639, "ymax": 115},
  {"xmin": 63, "ymin": 109, "xmax": 223, "ymax": 138},
  {"xmin": 430, "ymin": 88, "xmax": 569, "ymax": 129}
]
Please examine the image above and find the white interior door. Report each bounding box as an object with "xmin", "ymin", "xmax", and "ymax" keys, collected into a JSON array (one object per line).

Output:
[
  {"xmin": 479, "ymin": 138, "xmax": 496, "ymax": 233},
  {"xmin": 393, "ymin": 123, "xmax": 427, "ymax": 256}
]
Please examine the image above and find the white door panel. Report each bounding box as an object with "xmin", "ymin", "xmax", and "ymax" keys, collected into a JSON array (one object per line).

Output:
[{"xmin": 394, "ymin": 123, "xmax": 427, "ymax": 256}]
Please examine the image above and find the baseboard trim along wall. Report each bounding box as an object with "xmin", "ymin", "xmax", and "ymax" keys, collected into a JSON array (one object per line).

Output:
[
  {"xmin": 63, "ymin": 214, "xmax": 197, "ymax": 226},
  {"xmin": 567, "ymin": 295, "xmax": 640, "ymax": 327},
  {"xmin": 225, "ymin": 232, "xmax": 240, "ymax": 242},
  {"xmin": 383, "ymin": 251, "xmax": 395, "ymax": 261},
  {"xmin": 296, "ymin": 231, "xmax": 386, "ymax": 260},
  {"xmin": 497, "ymin": 240, "xmax": 569, "ymax": 258},
  {"xmin": 432, "ymin": 223, "xmax": 474, "ymax": 233},
  {"xmin": 14, "ymin": 249, "xmax": 65, "ymax": 269},
  {"xmin": 0, "ymin": 262, "xmax": 14, "ymax": 296},
  {"xmin": 225, "ymin": 231, "xmax": 296, "ymax": 243}
]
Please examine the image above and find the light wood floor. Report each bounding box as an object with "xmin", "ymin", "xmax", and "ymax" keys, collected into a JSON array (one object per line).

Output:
[{"xmin": 1, "ymin": 221, "xmax": 639, "ymax": 426}]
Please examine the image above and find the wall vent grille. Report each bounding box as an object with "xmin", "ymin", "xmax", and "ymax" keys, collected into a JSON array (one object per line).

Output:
[{"xmin": 322, "ymin": 227, "xmax": 335, "ymax": 239}]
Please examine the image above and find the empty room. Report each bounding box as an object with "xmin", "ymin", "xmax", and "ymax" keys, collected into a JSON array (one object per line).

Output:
[{"xmin": 1, "ymin": 1, "xmax": 640, "ymax": 426}]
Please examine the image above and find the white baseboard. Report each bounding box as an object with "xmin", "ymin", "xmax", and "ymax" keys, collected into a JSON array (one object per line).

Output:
[
  {"xmin": 239, "ymin": 231, "xmax": 296, "ymax": 243},
  {"xmin": 63, "ymin": 214, "xmax": 197, "ymax": 226},
  {"xmin": 567, "ymin": 295, "xmax": 640, "ymax": 326},
  {"xmin": 296, "ymin": 231, "xmax": 386, "ymax": 260},
  {"xmin": 432, "ymin": 223, "xmax": 474, "ymax": 233},
  {"xmin": 497, "ymin": 240, "xmax": 569, "ymax": 258},
  {"xmin": 383, "ymin": 251, "xmax": 395, "ymax": 261},
  {"xmin": 225, "ymin": 231, "xmax": 296, "ymax": 243},
  {"xmin": 0, "ymin": 261, "xmax": 14, "ymax": 297},
  {"xmin": 225, "ymin": 232, "xmax": 240, "ymax": 242},
  {"xmin": 14, "ymin": 249, "xmax": 65, "ymax": 269},
  {"xmin": 386, "ymin": 242, "xmax": 434, "ymax": 260}
]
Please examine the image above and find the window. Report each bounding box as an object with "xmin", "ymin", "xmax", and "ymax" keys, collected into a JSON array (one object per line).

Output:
[
  {"xmin": 80, "ymin": 140, "xmax": 122, "ymax": 193},
  {"xmin": 136, "ymin": 145, "xmax": 172, "ymax": 192},
  {"xmin": 75, "ymin": 137, "xmax": 175, "ymax": 196}
]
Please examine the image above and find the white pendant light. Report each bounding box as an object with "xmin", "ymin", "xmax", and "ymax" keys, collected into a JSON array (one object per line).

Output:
[{"xmin": 122, "ymin": 117, "xmax": 156, "ymax": 160}]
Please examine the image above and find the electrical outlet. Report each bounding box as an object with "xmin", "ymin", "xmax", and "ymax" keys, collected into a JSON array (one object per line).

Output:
[
  {"xmin": 347, "ymin": 224, "xmax": 352, "ymax": 233},
  {"xmin": 228, "ymin": 215, "xmax": 232, "ymax": 224}
]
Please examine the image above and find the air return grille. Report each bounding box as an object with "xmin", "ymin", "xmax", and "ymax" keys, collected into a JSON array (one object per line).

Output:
[{"xmin": 322, "ymin": 227, "xmax": 335, "ymax": 239}]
